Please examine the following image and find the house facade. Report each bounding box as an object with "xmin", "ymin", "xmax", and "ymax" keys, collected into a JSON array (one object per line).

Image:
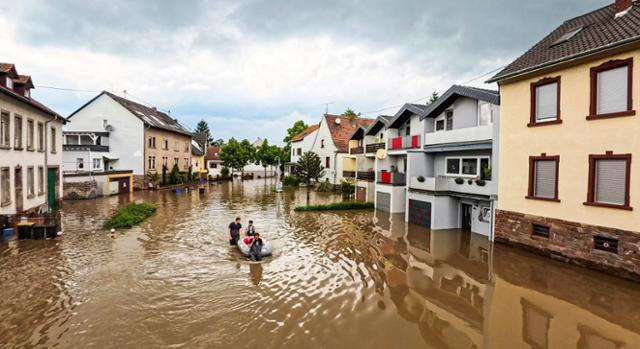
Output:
[
  {"xmin": 205, "ymin": 146, "xmax": 223, "ymax": 179},
  {"xmin": 0, "ymin": 63, "xmax": 65, "ymax": 217},
  {"xmin": 66, "ymin": 91, "xmax": 192, "ymax": 190},
  {"xmin": 286, "ymin": 124, "xmax": 319, "ymax": 175},
  {"xmin": 488, "ymin": 0, "xmax": 640, "ymax": 279},
  {"xmin": 309, "ymin": 114, "xmax": 374, "ymax": 184},
  {"xmin": 407, "ymin": 85, "xmax": 500, "ymax": 238}
]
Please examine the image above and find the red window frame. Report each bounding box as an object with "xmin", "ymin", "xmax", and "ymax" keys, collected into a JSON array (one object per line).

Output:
[
  {"xmin": 526, "ymin": 153, "xmax": 560, "ymax": 202},
  {"xmin": 587, "ymin": 58, "xmax": 635, "ymax": 120},
  {"xmin": 584, "ymin": 151, "xmax": 632, "ymax": 210},
  {"xmin": 529, "ymin": 76, "xmax": 562, "ymax": 127}
]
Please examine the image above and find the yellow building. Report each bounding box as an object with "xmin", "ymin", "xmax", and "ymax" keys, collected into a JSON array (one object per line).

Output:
[{"xmin": 488, "ymin": 0, "xmax": 640, "ymax": 280}]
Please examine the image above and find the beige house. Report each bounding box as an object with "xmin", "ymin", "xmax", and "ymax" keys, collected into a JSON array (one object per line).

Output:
[
  {"xmin": 0, "ymin": 63, "xmax": 65, "ymax": 219},
  {"xmin": 488, "ymin": 0, "xmax": 640, "ymax": 280}
]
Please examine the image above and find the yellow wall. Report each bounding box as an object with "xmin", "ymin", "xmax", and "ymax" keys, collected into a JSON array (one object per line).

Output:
[
  {"xmin": 191, "ymin": 154, "xmax": 206, "ymax": 173},
  {"xmin": 342, "ymin": 157, "xmax": 356, "ymax": 172},
  {"xmin": 144, "ymin": 128, "xmax": 191, "ymax": 173},
  {"xmin": 348, "ymin": 139, "xmax": 360, "ymax": 151},
  {"xmin": 498, "ymin": 50, "xmax": 640, "ymax": 232}
]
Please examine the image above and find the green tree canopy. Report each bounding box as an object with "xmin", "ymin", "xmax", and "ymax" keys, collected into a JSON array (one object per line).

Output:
[
  {"xmin": 342, "ymin": 108, "xmax": 357, "ymax": 117},
  {"xmin": 282, "ymin": 120, "xmax": 309, "ymax": 163},
  {"xmin": 195, "ymin": 120, "xmax": 214, "ymax": 144},
  {"xmin": 220, "ymin": 138, "xmax": 252, "ymax": 173},
  {"xmin": 296, "ymin": 151, "xmax": 325, "ymax": 184},
  {"xmin": 428, "ymin": 91, "xmax": 439, "ymax": 104},
  {"xmin": 255, "ymin": 139, "xmax": 279, "ymax": 176}
]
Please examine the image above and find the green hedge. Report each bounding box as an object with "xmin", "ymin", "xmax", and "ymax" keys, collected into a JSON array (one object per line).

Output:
[
  {"xmin": 104, "ymin": 203, "xmax": 157, "ymax": 229},
  {"xmin": 294, "ymin": 201, "xmax": 374, "ymax": 212}
]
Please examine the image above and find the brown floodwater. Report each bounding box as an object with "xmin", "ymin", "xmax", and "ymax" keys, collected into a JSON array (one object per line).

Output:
[{"xmin": 1, "ymin": 179, "xmax": 640, "ymax": 349}]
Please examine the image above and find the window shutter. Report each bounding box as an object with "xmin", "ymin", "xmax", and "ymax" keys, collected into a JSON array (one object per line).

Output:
[
  {"xmin": 534, "ymin": 160, "xmax": 556, "ymax": 198},
  {"xmin": 535, "ymin": 83, "xmax": 558, "ymax": 121},
  {"xmin": 595, "ymin": 159, "xmax": 627, "ymax": 205},
  {"xmin": 597, "ymin": 66, "xmax": 628, "ymax": 115}
]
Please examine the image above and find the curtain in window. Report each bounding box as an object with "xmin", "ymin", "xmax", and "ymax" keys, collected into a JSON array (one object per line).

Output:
[
  {"xmin": 597, "ymin": 66, "xmax": 628, "ymax": 115},
  {"xmin": 536, "ymin": 83, "xmax": 558, "ymax": 121},
  {"xmin": 534, "ymin": 160, "xmax": 556, "ymax": 198},
  {"xmin": 595, "ymin": 159, "xmax": 627, "ymax": 205}
]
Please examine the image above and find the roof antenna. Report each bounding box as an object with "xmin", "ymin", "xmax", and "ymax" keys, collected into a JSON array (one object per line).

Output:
[
  {"xmin": 322, "ymin": 102, "xmax": 334, "ymax": 115},
  {"xmin": 123, "ymin": 89, "xmax": 127, "ymax": 100}
]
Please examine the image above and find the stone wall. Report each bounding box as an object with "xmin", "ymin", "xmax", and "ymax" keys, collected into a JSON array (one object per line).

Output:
[
  {"xmin": 63, "ymin": 181, "xmax": 98, "ymax": 200},
  {"xmin": 495, "ymin": 209, "xmax": 640, "ymax": 282}
]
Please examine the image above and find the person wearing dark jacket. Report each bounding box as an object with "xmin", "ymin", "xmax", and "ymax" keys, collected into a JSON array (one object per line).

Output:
[
  {"xmin": 248, "ymin": 233, "xmax": 264, "ymax": 261},
  {"xmin": 228, "ymin": 217, "xmax": 242, "ymax": 245}
]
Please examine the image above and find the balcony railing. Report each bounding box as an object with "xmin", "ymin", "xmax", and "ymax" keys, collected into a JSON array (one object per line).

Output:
[
  {"xmin": 365, "ymin": 143, "xmax": 386, "ymax": 153},
  {"xmin": 343, "ymin": 171, "xmax": 356, "ymax": 178},
  {"xmin": 63, "ymin": 144, "xmax": 109, "ymax": 152},
  {"xmin": 356, "ymin": 171, "xmax": 375, "ymax": 182},
  {"xmin": 377, "ymin": 171, "xmax": 406, "ymax": 186},
  {"xmin": 350, "ymin": 146, "xmax": 364, "ymax": 155},
  {"xmin": 409, "ymin": 175, "xmax": 495, "ymax": 196},
  {"xmin": 388, "ymin": 135, "xmax": 421, "ymax": 150}
]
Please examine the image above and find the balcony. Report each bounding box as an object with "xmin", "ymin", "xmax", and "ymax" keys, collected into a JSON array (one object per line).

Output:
[
  {"xmin": 377, "ymin": 171, "xmax": 406, "ymax": 186},
  {"xmin": 63, "ymin": 144, "xmax": 109, "ymax": 152},
  {"xmin": 343, "ymin": 171, "xmax": 356, "ymax": 178},
  {"xmin": 350, "ymin": 146, "xmax": 364, "ymax": 155},
  {"xmin": 356, "ymin": 171, "xmax": 375, "ymax": 182},
  {"xmin": 365, "ymin": 143, "xmax": 385, "ymax": 153},
  {"xmin": 409, "ymin": 175, "xmax": 495, "ymax": 196},
  {"xmin": 388, "ymin": 135, "xmax": 421, "ymax": 150},
  {"xmin": 425, "ymin": 125, "xmax": 492, "ymax": 146}
]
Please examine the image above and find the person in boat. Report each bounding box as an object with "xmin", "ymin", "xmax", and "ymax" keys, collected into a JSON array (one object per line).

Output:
[
  {"xmin": 248, "ymin": 232, "xmax": 264, "ymax": 261},
  {"xmin": 245, "ymin": 220, "xmax": 257, "ymax": 236},
  {"xmin": 228, "ymin": 217, "xmax": 242, "ymax": 245}
]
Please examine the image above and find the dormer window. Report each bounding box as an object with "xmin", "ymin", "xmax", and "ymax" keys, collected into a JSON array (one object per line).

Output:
[
  {"xmin": 321, "ymin": 139, "xmax": 325, "ymax": 148},
  {"xmin": 24, "ymin": 89, "xmax": 30, "ymax": 98},
  {"xmin": 5, "ymin": 77, "xmax": 13, "ymax": 89}
]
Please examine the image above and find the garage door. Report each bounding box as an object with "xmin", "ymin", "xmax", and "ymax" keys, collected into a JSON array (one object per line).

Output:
[
  {"xmin": 408, "ymin": 199, "xmax": 431, "ymax": 228},
  {"xmin": 356, "ymin": 187, "xmax": 367, "ymax": 202},
  {"xmin": 376, "ymin": 192, "xmax": 391, "ymax": 212}
]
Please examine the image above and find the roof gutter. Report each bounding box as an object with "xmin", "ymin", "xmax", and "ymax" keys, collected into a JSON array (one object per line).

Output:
[{"xmin": 487, "ymin": 35, "xmax": 640, "ymax": 84}]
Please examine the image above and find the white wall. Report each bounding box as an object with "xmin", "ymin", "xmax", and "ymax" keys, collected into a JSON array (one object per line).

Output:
[
  {"xmin": 309, "ymin": 117, "xmax": 342, "ymax": 184},
  {"xmin": 290, "ymin": 129, "xmax": 317, "ymax": 164},
  {"xmin": 66, "ymin": 94, "xmax": 145, "ymax": 174}
]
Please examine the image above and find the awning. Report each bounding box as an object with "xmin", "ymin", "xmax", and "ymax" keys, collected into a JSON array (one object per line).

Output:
[{"xmin": 102, "ymin": 153, "xmax": 119, "ymax": 160}]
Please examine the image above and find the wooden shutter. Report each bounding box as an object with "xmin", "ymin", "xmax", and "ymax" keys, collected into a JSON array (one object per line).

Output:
[
  {"xmin": 534, "ymin": 160, "xmax": 557, "ymax": 198},
  {"xmin": 595, "ymin": 159, "xmax": 627, "ymax": 205},
  {"xmin": 536, "ymin": 83, "xmax": 558, "ymax": 121},
  {"xmin": 597, "ymin": 66, "xmax": 628, "ymax": 114}
]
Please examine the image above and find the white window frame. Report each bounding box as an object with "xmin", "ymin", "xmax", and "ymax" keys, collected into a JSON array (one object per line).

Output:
[
  {"xmin": 445, "ymin": 156, "xmax": 490, "ymax": 177},
  {"xmin": 93, "ymin": 158, "xmax": 101, "ymax": 169},
  {"xmin": 477, "ymin": 102, "xmax": 493, "ymax": 126}
]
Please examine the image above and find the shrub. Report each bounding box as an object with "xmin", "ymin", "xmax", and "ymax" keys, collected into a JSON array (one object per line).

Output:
[
  {"xmin": 294, "ymin": 201, "xmax": 374, "ymax": 211},
  {"xmin": 220, "ymin": 167, "xmax": 230, "ymax": 178},
  {"xmin": 341, "ymin": 180, "xmax": 355, "ymax": 196},
  {"xmin": 283, "ymin": 175, "xmax": 301, "ymax": 187},
  {"xmin": 316, "ymin": 181, "xmax": 334, "ymax": 192},
  {"xmin": 481, "ymin": 166, "xmax": 492, "ymax": 181},
  {"xmin": 104, "ymin": 203, "xmax": 156, "ymax": 229},
  {"xmin": 169, "ymin": 164, "xmax": 182, "ymax": 185},
  {"xmin": 467, "ymin": 179, "xmax": 473, "ymax": 185},
  {"xmin": 417, "ymin": 176, "xmax": 425, "ymax": 183},
  {"xmin": 475, "ymin": 179, "xmax": 486, "ymax": 186},
  {"xmin": 455, "ymin": 177, "xmax": 464, "ymax": 185}
]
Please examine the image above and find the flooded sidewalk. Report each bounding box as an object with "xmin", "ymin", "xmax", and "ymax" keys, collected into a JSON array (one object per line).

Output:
[{"xmin": 1, "ymin": 180, "xmax": 639, "ymax": 348}]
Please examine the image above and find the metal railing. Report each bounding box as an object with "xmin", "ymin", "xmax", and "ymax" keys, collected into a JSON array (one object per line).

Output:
[
  {"xmin": 377, "ymin": 171, "xmax": 406, "ymax": 186},
  {"xmin": 365, "ymin": 143, "xmax": 385, "ymax": 153},
  {"xmin": 388, "ymin": 135, "xmax": 421, "ymax": 150},
  {"xmin": 63, "ymin": 144, "xmax": 109, "ymax": 152},
  {"xmin": 356, "ymin": 171, "xmax": 375, "ymax": 181},
  {"xmin": 343, "ymin": 171, "xmax": 356, "ymax": 178},
  {"xmin": 350, "ymin": 147, "xmax": 364, "ymax": 155}
]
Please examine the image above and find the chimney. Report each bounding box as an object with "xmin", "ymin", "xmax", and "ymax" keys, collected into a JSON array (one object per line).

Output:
[{"xmin": 616, "ymin": 0, "xmax": 634, "ymax": 16}]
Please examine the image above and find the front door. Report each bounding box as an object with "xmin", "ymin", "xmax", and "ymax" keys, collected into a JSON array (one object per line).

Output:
[
  {"xmin": 15, "ymin": 167, "xmax": 23, "ymax": 213},
  {"xmin": 118, "ymin": 178, "xmax": 130, "ymax": 194},
  {"xmin": 47, "ymin": 168, "xmax": 57, "ymax": 210},
  {"xmin": 461, "ymin": 203, "xmax": 472, "ymax": 230}
]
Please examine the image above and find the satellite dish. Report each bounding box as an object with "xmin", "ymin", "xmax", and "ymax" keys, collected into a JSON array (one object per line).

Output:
[
  {"xmin": 105, "ymin": 124, "xmax": 114, "ymax": 132},
  {"xmin": 335, "ymin": 118, "xmax": 342, "ymax": 125},
  {"xmin": 376, "ymin": 149, "xmax": 387, "ymax": 159}
]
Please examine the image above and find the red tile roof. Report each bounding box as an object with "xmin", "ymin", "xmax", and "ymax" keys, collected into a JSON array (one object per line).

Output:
[
  {"xmin": 205, "ymin": 146, "xmax": 222, "ymax": 160},
  {"xmin": 291, "ymin": 124, "xmax": 320, "ymax": 142},
  {"xmin": 325, "ymin": 114, "xmax": 374, "ymax": 152},
  {"xmin": 0, "ymin": 63, "xmax": 62, "ymax": 120},
  {"xmin": 14, "ymin": 75, "xmax": 34, "ymax": 89}
]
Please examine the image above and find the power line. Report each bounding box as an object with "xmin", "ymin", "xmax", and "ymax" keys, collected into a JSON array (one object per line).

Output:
[{"xmin": 34, "ymin": 85, "xmax": 101, "ymax": 93}]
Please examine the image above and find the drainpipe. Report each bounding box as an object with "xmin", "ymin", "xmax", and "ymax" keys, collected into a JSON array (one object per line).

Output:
[
  {"xmin": 333, "ymin": 151, "xmax": 338, "ymax": 185},
  {"xmin": 44, "ymin": 114, "xmax": 60, "ymax": 212}
]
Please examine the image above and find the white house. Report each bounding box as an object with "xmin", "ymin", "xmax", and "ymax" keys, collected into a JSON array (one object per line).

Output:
[
  {"xmin": 205, "ymin": 145, "xmax": 223, "ymax": 178},
  {"xmin": 285, "ymin": 124, "xmax": 319, "ymax": 175},
  {"xmin": 308, "ymin": 114, "xmax": 374, "ymax": 184},
  {"xmin": 0, "ymin": 63, "xmax": 65, "ymax": 217}
]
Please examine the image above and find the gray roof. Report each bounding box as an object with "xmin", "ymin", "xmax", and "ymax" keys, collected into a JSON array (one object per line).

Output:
[
  {"xmin": 387, "ymin": 103, "xmax": 429, "ymax": 128},
  {"xmin": 420, "ymin": 85, "xmax": 499, "ymax": 120},
  {"xmin": 489, "ymin": 3, "xmax": 640, "ymax": 83},
  {"xmin": 192, "ymin": 132, "xmax": 209, "ymax": 148},
  {"xmin": 364, "ymin": 115, "xmax": 393, "ymax": 135}
]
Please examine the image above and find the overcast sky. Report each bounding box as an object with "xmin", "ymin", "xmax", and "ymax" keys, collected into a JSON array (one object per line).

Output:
[{"xmin": 0, "ymin": 0, "xmax": 610, "ymax": 145}]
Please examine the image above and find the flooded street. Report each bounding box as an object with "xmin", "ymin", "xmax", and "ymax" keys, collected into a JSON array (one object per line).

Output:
[{"xmin": 1, "ymin": 179, "xmax": 640, "ymax": 349}]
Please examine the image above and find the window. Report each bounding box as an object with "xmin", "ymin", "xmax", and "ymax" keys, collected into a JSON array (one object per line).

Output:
[
  {"xmin": 586, "ymin": 152, "xmax": 631, "ymax": 209},
  {"xmin": 296, "ymin": 148, "xmax": 302, "ymax": 156},
  {"xmin": 379, "ymin": 133, "xmax": 383, "ymax": 141},
  {"xmin": 530, "ymin": 77, "xmax": 560, "ymax": 126},
  {"xmin": 27, "ymin": 167, "xmax": 34, "ymax": 197},
  {"xmin": 446, "ymin": 158, "xmax": 460, "ymax": 175},
  {"xmin": 93, "ymin": 158, "xmax": 101, "ymax": 169},
  {"xmin": 435, "ymin": 120, "xmax": 445, "ymax": 131},
  {"xmin": 14, "ymin": 115, "xmax": 22, "ymax": 149},
  {"xmin": 479, "ymin": 207, "xmax": 491, "ymax": 223},
  {"xmin": 184, "ymin": 141, "xmax": 189, "ymax": 152},
  {"xmin": 478, "ymin": 102, "xmax": 493, "ymax": 126},
  {"xmin": 38, "ymin": 167, "xmax": 44, "ymax": 195},
  {"xmin": 37, "ymin": 122, "xmax": 44, "ymax": 151},
  {"xmin": 24, "ymin": 89, "xmax": 30, "ymax": 98},
  {"xmin": 148, "ymin": 136, "xmax": 156, "ymax": 148},
  {"xmin": 162, "ymin": 157, "xmax": 168, "ymax": 167},
  {"xmin": 164, "ymin": 139, "xmax": 169, "ymax": 150},
  {"xmin": 184, "ymin": 158, "xmax": 189, "ymax": 169},
  {"xmin": 461, "ymin": 158, "xmax": 478, "ymax": 176},
  {"xmin": 77, "ymin": 158, "xmax": 84, "ymax": 170},
  {"xmin": 26, "ymin": 119, "xmax": 34, "ymax": 150},
  {"xmin": 50, "ymin": 127, "xmax": 56, "ymax": 153},
  {"xmin": 148, "ymin": 156, "xmax": 156, "ymax": 170},
  {"xmin": 1, "ymin": 167, "xmax": 10, "ymax": 206},
  {"xmin": 0, "ymin": 111, "xmax": 9, "ymax": 147},
  {"xmin": 102, "ymin": 119, "xmax": 108, "ymax": 129},
  {"xmin": 321, "ymin": 139, "xmax": 325, "ymax": 148},
  {"xmin": 589, "ymin": 58, "xmax": 634, "ymax": 119},
  {"xmin": 445, "ymin": 110, "xmax": 453, "ymax": 130},
  {"xmin": 210, "ymin": 162, "xmax": 217, "ymax": 169},
  {"xmin": 325, "ymin": 156, "xmax": 330, "ymax": 168},
  {"xmin": 551, "ymin": 26, "xmax": 583, "ymax": 47},
  {"xmin": 6, "ymin": 77, "xmax": 13, "ymax": 89},
  {"xmin": 527, "ymin": 155, "xmax": 559, "ymax": 201},
  {"xmin": 404, "ymin": 121, "xmax": 411, "ymax": 136},
  {"xmin": 446, "ymin": 157, "xmax": 489, "ymax": 177},
  {"xmin": 174, "ymin": 157, "xmax": 179, "ymax": 166}
]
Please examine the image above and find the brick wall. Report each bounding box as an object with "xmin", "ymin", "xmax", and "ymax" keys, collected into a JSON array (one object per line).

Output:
[
  {"xmin": 63, "ymin": 181, "xmax": 98, "ymax": 200},
  {"xmin": 495, "ymin": 209, "xmax": 640, "ymax": 282}
]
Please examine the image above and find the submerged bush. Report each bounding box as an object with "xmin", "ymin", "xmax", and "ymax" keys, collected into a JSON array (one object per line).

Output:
[
  {"xmin": 282, "ymin": 175, "xmax": 301, "ymax": 187},
  {"xmin": 294, "ymin": 201, "xmax": 374, "ymax": 212},
  {"xmin": 316, "ymin": 181, "xmax": 335, "ymax": 192},
  {"xmin": 341, "ymin": 180, "xmax": 355, "ymax": 196},
  {"xmin": 104, "ymin": 203, "xmax": 157, "ymax": 229}
]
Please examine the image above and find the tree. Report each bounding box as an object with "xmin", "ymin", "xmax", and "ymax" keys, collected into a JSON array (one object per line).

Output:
[
  {"xmin": 211, "ymin": 138, "xmax": 225, "ymax": 146},
  {"xmin": 342, "ymin": 108, "xmax": 357, "ymax": 117},
  {"xmin": 428, "ymin": 91, "xmax": 439, "ymax": 104},
  {"xmin": 296, "ymin": 151, "xmax": 325, "ymax": 203},
  {"xmin": 282, "ymin": 120, "xmax": 309, "ymax": 164},
  {"xmin": 195, "ymin": 120, "xmax": 214, "ymax": 144},
  {"xmin": 255, "ymin": 139, "xmax": 278, "ymax": 178},
  {"xmin": 220, "ymin": 138, "xmax": 251, "ymax": 176}
]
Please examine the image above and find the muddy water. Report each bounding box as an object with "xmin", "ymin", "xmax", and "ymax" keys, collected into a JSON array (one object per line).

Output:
[{"xmin": 1, "ymin": 179, "xmax": 640, "ymax": 349}]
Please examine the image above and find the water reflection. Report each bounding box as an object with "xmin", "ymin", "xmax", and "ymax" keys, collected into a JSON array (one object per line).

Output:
[{"xmin": 0, "ymin": 179, "xmax": 639, "ymax": 348}]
